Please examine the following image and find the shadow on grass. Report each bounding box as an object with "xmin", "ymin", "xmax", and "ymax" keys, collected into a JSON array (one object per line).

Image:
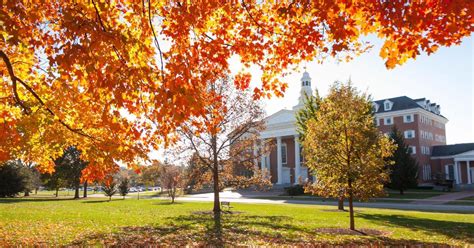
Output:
[
  {"xmin": 359, "ymin": 213, "xmax": 474, "ymax": 244},
  {"xmin": 153, "ymin": 201, "xmax": 183, "ymax": 205},
  {"xmin": 0, "ymin": 197, "xmax": 75, "ymax": 204},
  {"xmin": 69, "ymin": 211, "xmax": 454, "ymax": 246}
]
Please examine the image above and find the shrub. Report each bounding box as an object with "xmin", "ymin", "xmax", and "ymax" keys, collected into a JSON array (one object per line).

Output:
[
  {"xmin": 284, "ymin": 184, "xmax": 305, "ymax": 196},
  {"xmin": 0, "ymin": 161, "xmax": 27, "ymax": 197}
]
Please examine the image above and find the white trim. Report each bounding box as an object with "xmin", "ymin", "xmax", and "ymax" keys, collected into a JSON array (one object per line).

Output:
[
  {"xmin": 374, "ymin": 108, "xmax": 448, "ymax": 124},
  {"xmin": 403, "ymin": 114, "xmax": 414, "ymax": 123},
  {"xmin": 404, "ymin": 130, "xmax": 415, "ymax": 139},
  {"xmin": 384, "ymin": 116, "xmax": 394, "ymax": 125}
]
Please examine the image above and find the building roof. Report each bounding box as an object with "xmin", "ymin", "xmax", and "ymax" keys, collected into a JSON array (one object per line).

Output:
[
  {"xmin": 431, "ymin": 143, "xmax": 474, "ymax": 157},
  {"xmin": 373, "ymin": 96, "xmax": 420, "ymax": 113},
  {"xmin": 373, "ymin": 96, "xmax": 446, "ymax": 119}
]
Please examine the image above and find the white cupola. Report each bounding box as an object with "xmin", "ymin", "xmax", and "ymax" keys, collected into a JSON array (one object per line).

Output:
[{"xmin": 293, "ymin": 71, "xmax": 313, "ymax": 110}]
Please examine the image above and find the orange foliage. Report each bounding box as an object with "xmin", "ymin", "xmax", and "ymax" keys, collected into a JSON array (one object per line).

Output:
[{"xmin": 1, "ymin": 1, "xmax": 472, "ymax": 175}]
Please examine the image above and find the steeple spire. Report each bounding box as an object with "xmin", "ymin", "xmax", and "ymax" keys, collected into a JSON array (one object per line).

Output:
[{"xmin": 293, "ymin": 70, "xmax": 313, "ymax": 110}]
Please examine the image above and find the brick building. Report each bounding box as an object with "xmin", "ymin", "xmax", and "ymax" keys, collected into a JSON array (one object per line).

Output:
[{"xmin": 254, "ymin": 71, "xmax": 474, "ymax": 189}]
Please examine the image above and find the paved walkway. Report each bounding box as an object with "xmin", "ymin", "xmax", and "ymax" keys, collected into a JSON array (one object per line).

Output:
[
  {"xmin": 412, "ymin": 190, "xmax": 474, "ymax": 205},
  {"xmin": 156, "ymin": 190, "xmax": 474, "ymax": 213}
]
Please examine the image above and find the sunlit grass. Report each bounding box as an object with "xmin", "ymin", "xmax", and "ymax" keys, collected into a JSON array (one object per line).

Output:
[{"xmin": 0, "ymin": 197, "xmax": 472, "ymax": 246}]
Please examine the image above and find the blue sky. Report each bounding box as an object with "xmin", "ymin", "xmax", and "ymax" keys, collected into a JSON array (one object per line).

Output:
[{"xmin": 257, "ymin": 36, "xmax": 473, "ymax": 145}]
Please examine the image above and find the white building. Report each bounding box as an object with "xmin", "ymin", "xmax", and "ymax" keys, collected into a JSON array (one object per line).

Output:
[{"xmin": 257, "ymin": 71, "xmax": 313, "ymax": 185}]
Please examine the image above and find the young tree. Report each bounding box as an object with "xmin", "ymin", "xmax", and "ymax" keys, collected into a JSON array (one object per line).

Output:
[
  {"xmin": 387, "ymin": 127, "xmax": 419, "ymax": 194},
  {"xmin": 118, "ymin": 177, "xmax": 130, "ymax": 200},
  {"xmin": 176, "ymin": 78, "xmax": 272, "ymax": 214},
  {"xmin": 303, "ymin": 81, "xmax": 395, "ymax": 231},
  {"xmin": 139, "ymin": 161, "xmax": 162, "ymax": 188},
  {"xmin": 296, "ymin": 90, "xmax": 350, "ymax": 210},
  {"xmin": 159, "ymin": 164, "xmax": 183, "ymax": 203},
  {"xmin": 103, "ymin": 180, "xmax": 117, "ymax": 201},
  {"xmin": 1, "ymin": 2, "xmax": 471, "ymax": 178}
]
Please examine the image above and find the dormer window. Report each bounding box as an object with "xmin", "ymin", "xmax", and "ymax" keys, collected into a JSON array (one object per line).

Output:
[
  {"xmin": 302, "ymin": 81, "xmax": 310, "ymax": 87},
  {"xmin": 383, "ymin": 100, "xmax": 393, "ymax": 111},
  {"xmin": 372, "ymin": 103, "xmax": 379, "ymax": 113}
]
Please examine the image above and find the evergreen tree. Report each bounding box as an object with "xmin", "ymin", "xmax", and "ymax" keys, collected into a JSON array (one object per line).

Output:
[
  {"xmin": 0, "ymin": 161, "xmax": 27, "ymax": 197},
  {"xmin": 387, "ymin": 126, "xmax": 419, "ymax": 194},
  {"xmin": 53, "ymin": 147, "xmax": 88, "ymax": 199},
  {"xmin": 118, "ymin": 178, "xmax": 130, "ymax": 199},
  {"xmin": 103, "ymin": 180, "xmax": 117, "ymax": 201}
]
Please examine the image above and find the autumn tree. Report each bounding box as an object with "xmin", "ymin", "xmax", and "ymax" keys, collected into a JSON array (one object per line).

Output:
[
  {"xmin": 176, "ymin": 77, "xmax": 271, "ymax": 214},
  {"xmin": 303, "ymin": 81, "xmax": 395, "ymax": 231},
  {"xmin": 387, "ymin": 126, "xmax": 419, "ymax": 195},
  {"xmin": 118, "ymin": 177, "xmax": 130, "ymax": 200},
  {"xmin": 159, "ymin": 164, "xmax": 183, "ymax": 203},
  {"xmin": 139, "ymin": 161, "xmax": 162, "ymax": 188},
  {"xmin": 1, "ymin": 2, "xmax": 471, "ymax": 180}
]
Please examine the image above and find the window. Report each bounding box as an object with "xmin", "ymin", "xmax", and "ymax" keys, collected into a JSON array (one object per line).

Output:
[
  {"xmin": 281, "ymin": 143, "xmax": 287, "ymax": 165},
  {"xmin": 375, "ymin": 118, "xmax": 380, "ymax": 126},
  {"xmin": 408, "ymin": 146, "xmax": 416, "ymax": 155},
  {"xmin": 446, "ymin": 165, "xmax": 454, "ymax": 180},
  {"xmin": 384, "ymin": 117, "xmax": 393, "ymax": 125},
  {"xmin": 372, "ymin": 103, "xmax": 379, "ymax": 113},
  {"xmin": 404, "ymin": 130, "xmax": 415, "ymax": 139},
  {"xmin": 384, "ymin": 100, "xmax": 393, "ymax": 111},
  {"xmin": 423, "ymin": 165, "xmax": 432, "ymax": 181},
  {"xmin": 403, "ymin": 114, "xmax": 414, "ymax": 123},
  {"xmin": 421, "ymin": 146, "xmax": 431, "ymax": 155}
]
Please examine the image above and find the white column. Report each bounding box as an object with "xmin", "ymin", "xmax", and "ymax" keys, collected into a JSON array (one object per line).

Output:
[
  {"xmin": 454, "ymin": 161, "xmax": 460, "ymax": 184},
  {"xmin": 260, "ymin": 139, "xmax": 266, "ymax": 171},
  {"xmin": 445, "ymin": 165, "xmax": 449, "ymax": 179},
  {"xmin": 294, "ymin": 136, "xmax": 301, "ymax": 184},
  {"xmin": 277, "ymin": 137, "xmax": 283, "ymax": 184},
  {"xmin": 467, "ymin": 161, "xmax": 472, "ymax": 184}
]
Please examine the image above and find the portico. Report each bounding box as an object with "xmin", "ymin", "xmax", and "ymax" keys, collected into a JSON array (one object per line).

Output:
[
  {"xmin": 255, "ymin": 71, "xmax": 313, "ymax": 185},
  {"xmin": 432, "ymin": 144, "xmax": 474, "ymax": 189}
]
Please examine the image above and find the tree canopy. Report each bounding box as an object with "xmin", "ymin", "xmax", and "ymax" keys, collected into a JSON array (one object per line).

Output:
[
  {"xmin": 303, "ymin": 81, "xmax": 395, "ymax": 230},
  {"xmin": 1, "ymin": 1, "xmax": 472, "ymax": 176}
]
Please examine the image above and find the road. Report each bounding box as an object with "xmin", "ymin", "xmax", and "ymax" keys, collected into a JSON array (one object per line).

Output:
[{"xmin": 160, "ymin": 190, "xmax": 474, "ymax": 213}]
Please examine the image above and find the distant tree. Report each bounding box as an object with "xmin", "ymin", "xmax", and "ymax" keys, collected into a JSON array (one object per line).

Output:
[
  {"xmin": 159, "ymin": 164, "xmax": 184, "ymax": 203},
  {"xmin": 118, "ymin": 178, "xmax": 130, "ymax": 200},
  {"xmin": 139, "ymin": 161, "xmax": 162, "ymax": 188},
  {"xmin": 53, "ymin": 147, "xmax": 88, "ymax": 199},
  {"xmin": 103, "ymin": 180, "xmax": 117, "ymax": 201},
  {"xmin": 21, "ymin": 163, "xmax": 42, "ymax": 197},
  {"xmin": 303, "ymin": 81, "xmax": 395, "ymax": 230},
  {"xmin": 0, "ymin": 161, "xmax": 27, "ymax": 197},
  {"xmin": 387, "ymin": 127, "xmax": 419, "ymax": 194}
]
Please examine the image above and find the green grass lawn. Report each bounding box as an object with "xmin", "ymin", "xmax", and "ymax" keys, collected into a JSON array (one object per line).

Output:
[{"xmin": 0, "ymin": 196, "xmax": 472, "ymax": 246}]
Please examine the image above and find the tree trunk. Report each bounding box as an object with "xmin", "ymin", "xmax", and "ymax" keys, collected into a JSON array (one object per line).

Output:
[
  {"xmin": 338, "ymin": 196, "xmax": 344, "ymax": 210},
  {"xmin": 83, "ymin": 182, "xmax": 88, "ymax": 198},
  {"xmin": 109, "ymin": 195, "xmax": 112, "ymax": 201},
  {"xmin": 35, "ymin": 188, "xmax": 38, "ymax": 194},
  {"xmin": 24, "ymin": 191, "xmax": 30, "ymax": 197},
  {"xmin": 74, "ymin": 186, "xmax": 80, "ymax": 199},
  {"xmin": 212, "ymin": 134, "xmax": 221, "ymax": 213},
  {"xmin": 348, "ymin": 181, "xmax": 355, "ymax": 231},
  {"xmin": 400, "ymin": 189, "xmax": 404, "ymax": 195},
  {"xmin": 55, "ymin": 187, "xmax": 59, "ymax": 197}
]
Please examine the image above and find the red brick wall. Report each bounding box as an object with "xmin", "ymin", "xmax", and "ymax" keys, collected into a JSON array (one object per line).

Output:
[{"xmin": 376, "ymin": 112, "xmax": 447, "ymax": 182}]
